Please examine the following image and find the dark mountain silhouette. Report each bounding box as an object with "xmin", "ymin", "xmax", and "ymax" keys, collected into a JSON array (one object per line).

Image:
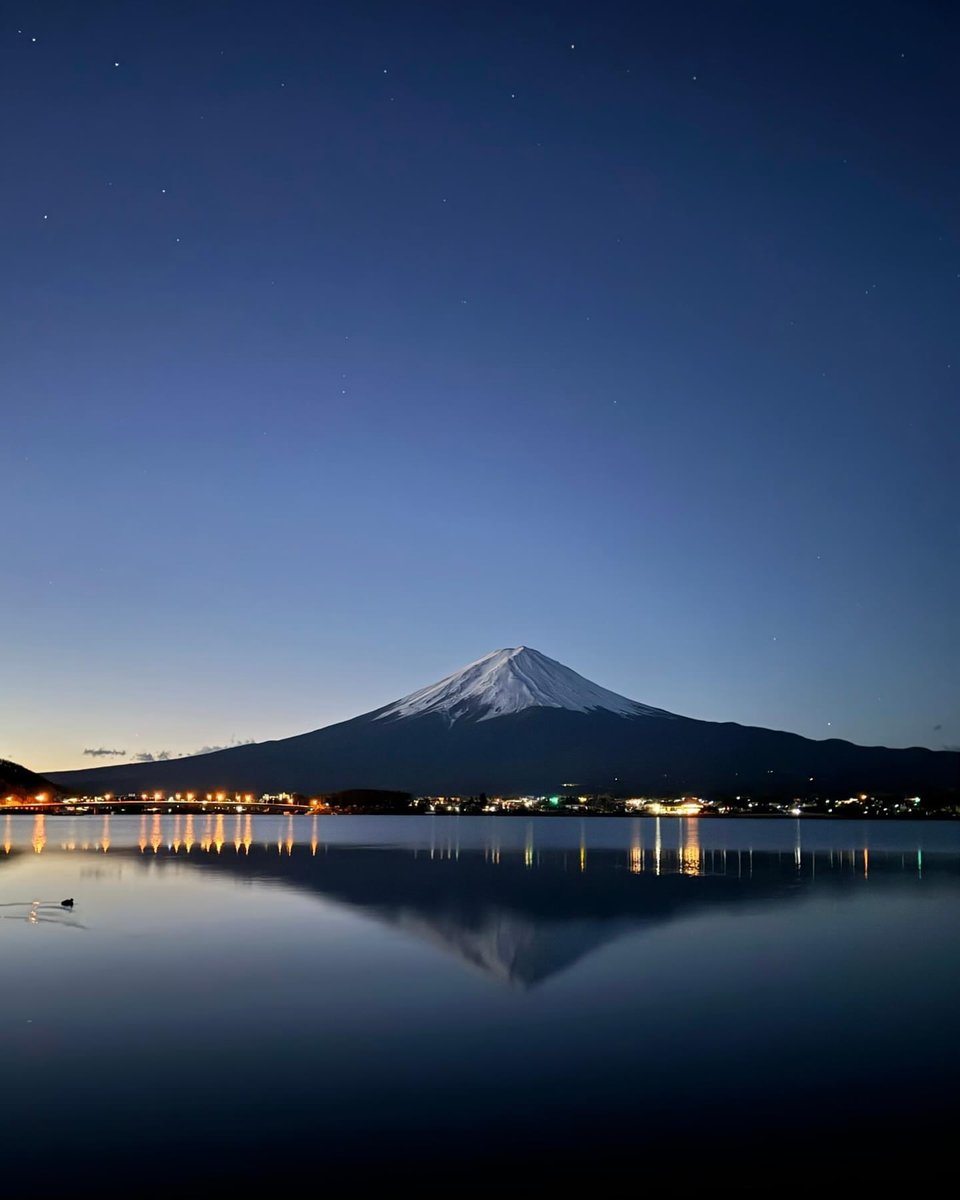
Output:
[
  {"xmin": 0, "ymin": 757, "xmax": 65, "ymax": 800},
  {"xmin": 101, "ymin": 840, "xmax": 948, "ymax": 987},
  {"xmin": 47, "ymin": 647, "xmax": 960, "ymax": 798}
]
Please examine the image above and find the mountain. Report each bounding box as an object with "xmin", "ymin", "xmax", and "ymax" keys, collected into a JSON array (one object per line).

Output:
[
  {"xmin": 47, "ymin": 646, "xmax": 960, "ymax": 798},
  {"xmin": 78, "ymin": 839, "xmax": 952, "ymax": 988},
  {"xmin": 0, "ymin": 758, "xmax": 64, "ymax": 800},
  {"xmin": 98, "ymin": 842, "xmax": 828, "ymax": 987}
]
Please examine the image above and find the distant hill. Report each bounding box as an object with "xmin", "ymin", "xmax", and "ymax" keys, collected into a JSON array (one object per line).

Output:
[{"xmin": 0, "ymin": 758, "xmax": 64, "ymax": 800}]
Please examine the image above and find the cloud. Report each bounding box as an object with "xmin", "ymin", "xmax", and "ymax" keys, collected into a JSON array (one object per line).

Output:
[
  {"xmin": 83, "ymin": 747, "xmax": 127, "ymax": 758},
  {"xmin": 944, "ymin": 744, "xmax": 960, "ymax": 753},
  {"xmin": 195, "ymin": 738, "xmax": 255, "ymax": 754},
  {"xmin": 130, "ymin": 739, "xmax": 254, "ymax": 763}
]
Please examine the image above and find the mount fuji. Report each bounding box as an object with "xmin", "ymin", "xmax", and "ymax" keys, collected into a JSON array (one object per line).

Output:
[{"xmin": 47, "ymin": 646, "xmax": 959, "ymax": 798}]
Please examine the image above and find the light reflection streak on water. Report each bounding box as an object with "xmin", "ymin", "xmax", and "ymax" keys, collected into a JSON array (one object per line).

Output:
[
  {"xmin": 32, "ymin": 814, "xmax": 46, "ymax": 855},
  {"xmin": 629, "ymin": 821, "xmax": 643, "ymax": 874},
  {"xmin": 654, "ymin": 817, "xmax": 662, "ymax": 876},
  {"xmin": 5, "ymin": 817, "xmax": 956, "ymax": 889},
  {"xmin": 681, "ymin": 818, "xmax": 701, "ymax": 877}
]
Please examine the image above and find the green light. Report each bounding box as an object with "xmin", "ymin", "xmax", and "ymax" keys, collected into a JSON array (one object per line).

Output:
[{"xmin": 549, "ymin": 797, "xmax": 559, "ymax": 806}]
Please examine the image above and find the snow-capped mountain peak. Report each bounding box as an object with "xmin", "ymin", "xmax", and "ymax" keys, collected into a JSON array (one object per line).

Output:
[{"xmin": 375, "ymin": 646, "xmax": 672, "ymax": 725}]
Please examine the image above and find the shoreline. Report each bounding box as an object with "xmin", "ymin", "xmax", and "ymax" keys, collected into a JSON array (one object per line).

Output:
[{"xmin": 3, "ymin": 805, "xmax": 959, "ymax": 821}]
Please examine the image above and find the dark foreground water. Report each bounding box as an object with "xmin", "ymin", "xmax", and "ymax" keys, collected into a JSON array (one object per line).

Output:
[{"xmin": 2, "ymin": 813, "xmax": 958, "ymax": 1190}]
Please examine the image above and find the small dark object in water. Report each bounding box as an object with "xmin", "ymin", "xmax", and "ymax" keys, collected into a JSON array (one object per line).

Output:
[{"xmin": 60, "ymin": 898, "xmax": 74, "ymax": 908}]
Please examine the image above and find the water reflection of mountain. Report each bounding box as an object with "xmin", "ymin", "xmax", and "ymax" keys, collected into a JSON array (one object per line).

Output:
[{"xmin": 111, "ymin": 841, "xmax": 954, "ymax": 987}]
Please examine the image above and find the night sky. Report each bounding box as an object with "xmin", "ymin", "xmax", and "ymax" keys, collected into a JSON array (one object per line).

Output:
[{"xmin": 3, "ymin": 1, "xmax": 957, "ymax": 771}]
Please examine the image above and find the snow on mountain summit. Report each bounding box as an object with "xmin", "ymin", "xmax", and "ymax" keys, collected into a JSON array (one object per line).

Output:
[{"xmin": 375, "ymin": 647, "xmax": 673, "ymax": 725}]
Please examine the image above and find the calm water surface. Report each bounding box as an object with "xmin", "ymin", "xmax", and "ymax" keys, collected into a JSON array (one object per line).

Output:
[{"xmin": 2, "ymin": 813, "xmax": 958, "ymax": 1188}]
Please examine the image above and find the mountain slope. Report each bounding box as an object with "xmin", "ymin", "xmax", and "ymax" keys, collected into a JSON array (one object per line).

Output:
[
  {"xmin": 46, "ymin": 647, "xmax": 960, "ymax": 797},
  {"xmin": 0, "ymin": 758, "xmax": 65, "ymax": 799}
]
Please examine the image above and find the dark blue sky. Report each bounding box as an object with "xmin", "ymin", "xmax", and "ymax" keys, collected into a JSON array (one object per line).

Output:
[{"xmin": 3, "ymin": 1, "xmax": 957, "ymax": 770}]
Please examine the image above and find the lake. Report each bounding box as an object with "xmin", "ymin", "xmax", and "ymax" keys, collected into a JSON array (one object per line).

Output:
[{"xmin": 2, "ymin": 812, "xmax": 958, "ymax": 1189}]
